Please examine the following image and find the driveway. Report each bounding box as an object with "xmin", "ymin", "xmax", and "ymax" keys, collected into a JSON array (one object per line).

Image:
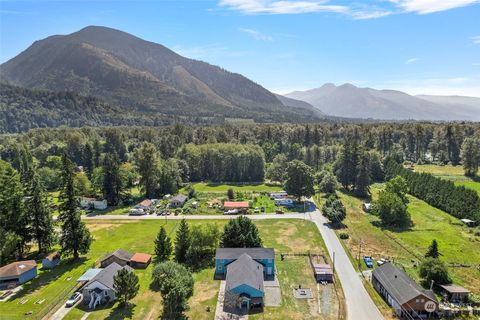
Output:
[
  {"xmin": 308, "ymin": 199, "xmax": 384, "ymax": 320},
  {"xmin": 47, "ymin": 295, "xmax": 82, "ymax": 320}
]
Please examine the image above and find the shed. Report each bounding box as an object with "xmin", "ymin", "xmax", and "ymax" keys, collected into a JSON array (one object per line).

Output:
[
  {"xmin": 438, "ymin": 284, "xmax": 470, "ymax": 302},
  {"xmin": 363, "ymin": 203, "xmax": 372, "ymax": 212},
  {"xmin": 42, "ymin": 252, "xmax": 61, "ymax": 269},
  {"xmin": 460, "ymin": 219, "xmax": 476, "ymax": 227},
  {"xmin": 312, "ymin": 263, "xmax": 334, "ymax": 283},
  {"xmin": 170, "ymin": 194, "xmax": 187, "ymax": 208},
  {"xmin": 130, "ymin": 253, "xmax": 152, "ymax": 269},
  {"xmin": 100, "ymin": 249, "xmax": 134, "ymax": 268},
  {"xmin": 224, "ymin": 201, "xmax": 249, "ymax": 209},
  {"xmin": 0, "ymin": 260, "xmax": 37, "ymax": 289}
]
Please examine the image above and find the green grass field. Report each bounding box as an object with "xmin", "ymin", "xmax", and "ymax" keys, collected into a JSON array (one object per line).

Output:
[
  {"xmin": 334, "ymin": 185, "xmax": 480, "ymax": 293},
  {"xmin": 191, "ymin": 182, "xmax": 283, "ymax": 193},
  {"xmin": 0, "ymin": 219, "xmax": 338, "ymax": 320},
  {"xmin": 414, "ymin": 164, "xmax": 480, "ymax": 195}
]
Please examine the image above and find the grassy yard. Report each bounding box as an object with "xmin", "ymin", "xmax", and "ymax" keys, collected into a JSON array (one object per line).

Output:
[
  {"xmin": 190, "ymin": 182, "xmax": 283, "ymax": 193},
  {"xmin": 414, "ymin": 164, "xmax": 480, "ymax": 195},
  {"xmin": 0, "ymin": 219, "xmax": 338, "ymax": 320},
  {"xmin": 334, "ymin": 185, "xmax": 480, "ymax": 292}
]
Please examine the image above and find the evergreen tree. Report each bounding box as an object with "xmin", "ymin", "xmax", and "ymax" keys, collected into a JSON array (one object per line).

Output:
[
  {"xmin": 155, "ymin": 226, "xmax": 172, "ymax": 263},
  {"xmin": 425, "ymin": 240, "xmax": 440, "ymax": 259},
  {"xmin": 92, "ymin": 139, "xmax": 102, "ymax": 168},
  {"xmin": 419, "ymin": 257, "xmax": 451, "ymax": 285},
  {"xmin": 284, "ymin": 160, "xmax": 315, "ymax": 201},
  {"xmin": 134, "ymin": 142, "xmax": 160, "ymax": 198},
  {"xmin": 102, "ymin": 152, "xmax": 123, "ymax": 205},
  {"xmin": 354, "ymin": 152, "xmax": 372, "ymax": 197},
  {"xmin": 25, "ymin": 168, "xmax": 55, "ymax": 253},
  {"xmin": 113, "ymin": 268, "xmax": 140, "ymax": 306},
  {"xmin": 83, "ymin": 143, "xmax": 95, "ymax": 179},
  {"xmin": 158, "ymin": 159, "xmax": 182, "ymax": 195},
  {"xmin": 322, "ymin": 194, "xmax": 346, "ymax": 225},
  {"xmin": 175, "ymin": 219, "xmax": 190, "ymax": 264},
  {"xmin": 220, "ymin": 216, "xmax": 262, "ymax": 248},
  {"xmin": 227, "ymin": 188, "xmax": 235, "ymax": 200},
  {"xmin": 318, "ymin": 170, "xmax": 338, "ymax": 194},
  {"xmin": 461, "ymin": 137, "xmax": 479, "ymax": 177},
  {"xmin": 58, "ymin": 154, "xmax": 92, "ymax": 260}
]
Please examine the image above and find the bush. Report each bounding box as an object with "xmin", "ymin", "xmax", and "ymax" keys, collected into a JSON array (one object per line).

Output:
[{"xmin": 339, "ymin": 232, "xmax": 349, "ymax": 240}]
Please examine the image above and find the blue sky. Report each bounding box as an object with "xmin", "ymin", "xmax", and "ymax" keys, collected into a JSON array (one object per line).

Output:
[{"xmin": 1, "ymin": 0, "xmax": 479, "ymax": 96}]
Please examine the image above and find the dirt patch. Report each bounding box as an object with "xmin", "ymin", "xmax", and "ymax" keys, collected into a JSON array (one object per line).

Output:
[{"xmin": 86, "ymin": 221, "xmax": 133, "ymax": 232}]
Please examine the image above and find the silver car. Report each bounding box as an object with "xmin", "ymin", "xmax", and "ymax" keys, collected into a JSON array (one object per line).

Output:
[{"xmin": 65, "ymin": 292, "xmax": 82, "ymax": 307}]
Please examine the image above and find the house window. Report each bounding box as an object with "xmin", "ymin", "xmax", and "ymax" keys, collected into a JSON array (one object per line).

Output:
[
  {"xmin": 104, "ymin": 291, "xmax": 108, "ymax": 296},
  {"xmin": 416, "ymin": 299, "xmax": 420, "ymax": 303},
  {"xmin": 421, "ymin": 299, "xmax": 425, "ymax": 303},
  {"xmin": 218, "ymin": 266, "xmax": 223, "ymax": 270}
]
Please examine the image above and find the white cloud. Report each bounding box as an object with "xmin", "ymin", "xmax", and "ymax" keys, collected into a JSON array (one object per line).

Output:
[
  {"xmin": 472, "ymin": 36, "xmax": 480, "ymax": 44},
  {"xmin": 405, "ymin": 57, "xmax": 419, "ymax": 64},
  {"xmin": 219, "ymin": 0, "xmax": 349, "ymax": 15},
  {"xmin": 389, "ymin": 0, "xmax": 479, "ymax": 14},
  {"xmin": 473, "ymin": 62, "xmax": 480, "ymax": 66},
  {"xmin": 239, "ymin": 28, "xmax": 273, "ymax": 41}
]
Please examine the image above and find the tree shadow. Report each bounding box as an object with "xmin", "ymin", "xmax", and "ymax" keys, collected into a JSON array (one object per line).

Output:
[
  {"xmin": 371, "ymin": 220, "xmax": 413, "ymax": 233},
  {"xmin": 11, "ymin": 257, "xmax": 88, "ymax": 300},
  {"xmin": 105, "ymin": 303, "xmax": 136, "ymax": 320}
]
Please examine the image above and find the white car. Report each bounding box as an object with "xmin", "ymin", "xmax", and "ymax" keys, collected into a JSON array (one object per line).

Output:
[{"xmin": 65, "ymin": 292, "xmax": 82, "ymax": 307}]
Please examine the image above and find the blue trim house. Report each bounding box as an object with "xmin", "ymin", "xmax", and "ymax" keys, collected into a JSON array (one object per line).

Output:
[
  {"xmin": 215, "ymin": 248, "xmax": 275, "ymax": 279},
  {"xmin": 0, "ymin": 260, "xmax": 37, "ymax": 289},
  {"xmin": 215, "ymin": 248, "xmax": 275, "ymax": 311},
  {"xmin": 42, "ymin": 252, "xmax": 61, "ymax": 269}
]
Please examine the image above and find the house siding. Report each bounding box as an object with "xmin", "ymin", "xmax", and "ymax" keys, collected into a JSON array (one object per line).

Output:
[
  {"xmin": 215, "ymin": 258, "xmax": 275, "ymax": 278},
  {"xmin": 101, "ymin": 256, "xmax": 129, "ymax": 268},
  {"xmin": 229, "ymin": 284, "xmax": 264, "ymax": 298},
  {"xmin": 42, "ymin": 257, "xmax": 60, "ymax": 269}
]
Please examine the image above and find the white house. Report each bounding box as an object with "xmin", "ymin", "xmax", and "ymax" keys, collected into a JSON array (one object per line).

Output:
[
  {"xmin": 82, "ymin": 262, "xmax": 134, "ymax": 309},
  {"xmin": 80, "ymin": 197, "xmax": 108, "ymax": 210}
]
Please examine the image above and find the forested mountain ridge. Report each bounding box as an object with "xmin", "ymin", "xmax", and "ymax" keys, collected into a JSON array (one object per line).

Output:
[
  {"xmin": 286, "ymin": 83, "xmax": 480, "ymax": 121},
  {"xmin": 0, "ymin": 26, "xmax": 321, "ymax": 123}
]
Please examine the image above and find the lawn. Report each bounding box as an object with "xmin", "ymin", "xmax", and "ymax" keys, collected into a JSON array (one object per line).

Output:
[
  {"xmin": 414, "ymin": 164, "xmax": 480, "ymax": 195},
  {"xmin": 333, "ymin": 185, "xmax": 480, "ymax": 292},
  {"xmin": 190, "ymin": 182, "xmax": 283, "ymax": 193},
  {"xmin": 0, "ymin": 219, "xmax": 339, "ymax": 320}
]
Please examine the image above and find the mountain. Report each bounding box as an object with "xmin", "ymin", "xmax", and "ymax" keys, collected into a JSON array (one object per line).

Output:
[
  {"xmin": 274, "ymin": 94, "xmax": 325, "ymax": 117},
  {"xmin": 286, "ymin": 83, "xmax": 480, "ymax": 121},
  {"xmin": 0, "ymin": 26, "xmax": 320, "ymax": 123}
]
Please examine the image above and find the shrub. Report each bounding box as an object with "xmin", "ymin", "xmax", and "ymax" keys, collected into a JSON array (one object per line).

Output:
[{"xmin": 339, "ymin": 232, "xmax": 349, "ymax": 240}]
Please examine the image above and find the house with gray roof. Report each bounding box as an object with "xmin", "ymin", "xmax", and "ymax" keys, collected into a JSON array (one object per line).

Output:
[
  {"xmin": 372, "ymin": 262, "xmax": 438, "ymax": 318},
  {"xmin": 215, "ymin": 248, "xmax": 275, "ymax": 312},
  {"xmin": 82, "ymin": 262, "xmax": 134, "ymax": 309},
  {"xmin": 100, "ymin": 249, "xmax": 134, "ymax": 268},
  {"xmin": 170, "ymin": 194, "xmax": 187, "ymax": 208}
]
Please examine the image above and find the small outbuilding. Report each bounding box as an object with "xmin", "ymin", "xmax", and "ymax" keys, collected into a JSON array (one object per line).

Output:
[
  {"xmin": 129, "ymin": 253, "xmax": 152, "ymax": 269},
  {"xmin": 80, "ymin": 197, "xmax": 108, "ymax": 210},
  {"xmin": 0, "ymin": 260, "xmax": 37, "ymax": 289},
  {"xmin": 268, "ymin": 191, "xmax": 288, "ymax": 199},
  {"xmin": 223, "ymin": 201, "xmax": 249, "ymax": 214},
  {"xmin": 363, "ymin": 203, "xmax": 372, "ymax": 212},
  {"xmin": 170, "ymin": 194, "xmax": 187, "ymax": 208},
  {"xmin": 438, "ymin": 284, "xmax": 470, "ymax": 303},
  {"xmin": 42, "ymin": 252, "xmax": 61, "ymax": 269},
  {"xmin": 460, "ymin": 218, "xmax": 476, "ymax": 227},
  {"xmin": 312, "ymin": 263, "xmax": 334, "ymax": 283},
  {"xmin": 100, "ymin": 249, "xmax": 134, "ymax": 268}
]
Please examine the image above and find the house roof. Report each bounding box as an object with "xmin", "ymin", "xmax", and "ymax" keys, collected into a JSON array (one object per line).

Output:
[
  {"xmin": 372, "ymin": 263, "xmax": 438, "ymax": 306},
  {"xmin": 226, "ymin": 253, "xmax": 264, "ymax": 293},
  {"xmin": 0, "ymin": 260, "xmax": 37, "ymax": 277},
  {"xmin": 44, "ymin": 252, "xmax": 60, "ymax": 262},
  {"xmin": 138, "ymin": 199, "xmax": 152, "ymax": 207},
  {"xmin": 439, "ymin": 284, "xmax": 470, "ymax": 294},
  {"xmin": 460, "ymin": 218, "xmax": 475, "ymax": 223},
  {"xmin": 102, "ymin": 249, "xmax": 134, "ymax": 263},
  {"xmin": 77, "ymin": 268, "xmax": 103, "ymax": 282},
  {"xmin": 131, "ymin": 253, "xmax": 152, "ymax": 264},
  {"xmin": 216, "ymin": 248, "xmax": 274, "ymax": 260},
  {"xmin": 313, "ymin": 264, "xmax": 333, "ymax": 275},
  {"xmin": 223, "ymin": 201, "xmax": 249, "ymax": 208},
  {"xmin": 171, "ymin": 194, "xmax": 187, "ymax": 202},
  {"xmin": 86, "ymin": 262, "xmax": 133, "ymax": 290}
]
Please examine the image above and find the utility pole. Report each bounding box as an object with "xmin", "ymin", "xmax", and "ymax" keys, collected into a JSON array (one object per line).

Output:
[{"xmin": 358, "ymin": 239, "xmax": 362, "ymax": 270}]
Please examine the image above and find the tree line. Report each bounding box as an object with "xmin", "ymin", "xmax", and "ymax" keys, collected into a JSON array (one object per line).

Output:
[{"xmin": 384, "ymin": 158, "xmax": 480, "ymax": 222}]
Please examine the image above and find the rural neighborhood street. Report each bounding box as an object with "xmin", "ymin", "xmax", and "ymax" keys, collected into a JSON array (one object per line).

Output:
[{"xmin": 83, "ymin": 203, "xmax": 384, "ymax": 320}]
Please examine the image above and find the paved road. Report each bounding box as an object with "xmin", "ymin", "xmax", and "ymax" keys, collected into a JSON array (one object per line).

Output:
[
  {"xmin": 308, "ymin": 199, "xmax": 384, "ymax": 320},
  {"xmin": 83, "ymin": 204, "xmax": 384, "ymax": 320}
]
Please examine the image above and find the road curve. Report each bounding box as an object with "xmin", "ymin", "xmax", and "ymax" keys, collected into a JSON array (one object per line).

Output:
[{"xmin": 308, "ymin": 199, "xmax": 384, "ymax": 320}]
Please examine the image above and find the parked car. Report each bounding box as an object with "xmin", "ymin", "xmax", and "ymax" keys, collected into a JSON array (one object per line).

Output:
[
  {"xmin": 275, "ymin": 210, "xmax": 284, "ymax": 214},
  {"xmin": 66, "ymin": 292, "xmax": 82, "ymax": 307},
  {"xmin": 377, "ymin": 258, "xmax": 390, "ymax": 266},
  {"xmin": 363, "ymin": 256, "xmax": 374, "ymax": 268}
]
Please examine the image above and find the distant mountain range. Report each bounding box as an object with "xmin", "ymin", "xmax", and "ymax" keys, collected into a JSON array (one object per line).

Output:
[
  {"xmin": 285, "ymin": 83, "xmax": 480, "ymax": 121},
  {"xmin": 0, "ymin": 26, "xmax": 319, "ymax": 124}
]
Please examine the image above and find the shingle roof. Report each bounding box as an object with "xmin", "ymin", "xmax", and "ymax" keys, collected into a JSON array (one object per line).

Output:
[
  {"xmin": 86, "ymin": 262, "xmax": 133, "ymax": 290},
  {"xmin": 216, "ymin": 248, "xmax": 274, "ymax": 260},
  {"xmin": 226, "ymin": 253, "xmax": 264, "ymax": 293},
  {"xmin": 130, "ymin": 253, "xmax": 152, "ymax": 264},
  {"xmin": 0, "ymin": 260, "xmax": 37, "ymax": 277},
  {"xmin": 439, "ymin": 284, "xmax": 470, "ymax": 294},
  {"xmin": 138, "ymin": 199, "xmax": 152, "ymax": 207},
  {"xmin": 171, "ymin": 194, "xmax": 187, "ymax": 202},
  {"xmin": 103, "ymin": 249, "xmax": 134, "ymax": 262},
  {"xmin": 45, "ymin": 252, "xmax": 60, "ymax": 262},
  {"xmin": 373, "ymin": 263, "xmax": 438, "ymax": 305}
]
